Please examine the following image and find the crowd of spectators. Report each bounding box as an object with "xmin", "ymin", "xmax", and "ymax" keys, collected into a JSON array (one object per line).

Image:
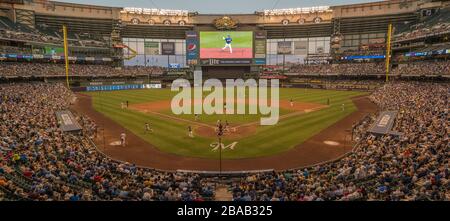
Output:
[
  {"xmin": 289, "ymin": 63, "xmax": 385, "ymax": 75},
  {"xmin": 394, "ymin": 21, "xmax": 450, "ymax": 42},
  {"xmin": 0, "ymin": 46, "xmax": 33, "ymax": 55},
  {"xmin": 0, "ymin": 29, "xmax": 61, "ymax": 45},
  {"xmin": 287, "ymin": 61, "xmax": 450, "ymax": 76},
  {"xmin": 0, "ymin": 63, "xmax": 165, "ymax": 77},
  {"xmin": 394, "ymin": 8, "xmax": 450, "ymax": 42},
  {"xmin": 0, "ymin": 83, "xmax": 214, "ymax": 200},
  {"xmin": 231, "ymin": 82, "xmax": 448, "ymax": 201},
  {"xmin": 1, "ymin": 61, "xmax": 449, "ymax": 78},
  {"xmin": 0, "ymin": 80, "xmax": 448, "ymax": 201},
  {"xmin": 391, "ymin": 61, "xmax": 450, "ymax": 76}
]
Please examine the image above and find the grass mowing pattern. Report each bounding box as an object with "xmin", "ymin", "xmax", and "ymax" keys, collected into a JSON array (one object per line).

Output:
[{"xmin": 85, "ymin": 88, "xmax": 367, "ymax": 159}]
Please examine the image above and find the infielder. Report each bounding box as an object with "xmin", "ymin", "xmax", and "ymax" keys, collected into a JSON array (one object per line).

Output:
[
  {"xmin": 144, "ymin": 122, "xmax": 153, "ymax": 134},
  {"xmin": 188, "ymin": 125, "xmax": 194, "ymax": 138},
  {"xmin": 222, "ymin": 34, "xmax": 232, "ymax": 53},
  {"xmin": 120, "ymin": 132, "xmax": 126, "ymax": 147}
]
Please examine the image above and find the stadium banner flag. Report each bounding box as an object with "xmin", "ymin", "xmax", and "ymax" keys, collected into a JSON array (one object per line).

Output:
[
  {"xmin": 161, "ymin": 42, "xmax": 176, "ymax": 55},
  {"xmin": 294, "ymin": 41, "xmax": 308, "ymax": 55},
  {"xmin": 277, "ymin": 41, "xmax": 292, "ymax": 54},
  {"xmin": 144, "ymin": 41, "xmax": 160, "ymax": 55}
]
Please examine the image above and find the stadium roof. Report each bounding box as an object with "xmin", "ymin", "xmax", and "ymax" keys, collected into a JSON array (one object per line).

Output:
[{"xmin": 56, "ymin": 0, "xmax": 383, "ymax": 14}]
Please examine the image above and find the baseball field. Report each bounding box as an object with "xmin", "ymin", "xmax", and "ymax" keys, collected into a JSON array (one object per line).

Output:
[
  {"xmin": 200, "ymin": 31, "xmax": 253, "ymax": 59},
  {"xmin": 79, "ymin": 88, "xmax": 369, "ymax": 163}
]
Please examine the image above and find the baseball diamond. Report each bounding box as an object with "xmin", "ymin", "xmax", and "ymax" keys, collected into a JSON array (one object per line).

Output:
[{"xmin": 0, "ymin": 0, "xmax": 449, "ymax": 207}]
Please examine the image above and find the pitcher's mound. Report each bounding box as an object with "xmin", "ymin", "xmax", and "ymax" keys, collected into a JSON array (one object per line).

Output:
[{"xmin": 195, "ymin": 124, "xmax": 257, "ymax": 139}]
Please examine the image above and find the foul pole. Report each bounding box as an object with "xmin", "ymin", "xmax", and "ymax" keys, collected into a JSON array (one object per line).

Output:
[
  {"xmin": 63, "ymin": 25, "xmax": 70, "ymax": 88},
  {"xmin": 385, "ymin": 24, "xmax": 393, "ymax": 82}
]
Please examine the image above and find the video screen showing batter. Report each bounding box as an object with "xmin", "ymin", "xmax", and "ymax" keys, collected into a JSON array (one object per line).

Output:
[{"xmin": 200, "ymin": 31, "xmax": 253, "ymax": 59}]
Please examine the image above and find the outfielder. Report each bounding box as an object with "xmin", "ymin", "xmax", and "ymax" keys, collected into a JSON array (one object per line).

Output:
[{"xmin": 222, "ymin": 34, "xmax": 232, "ymax": 53}]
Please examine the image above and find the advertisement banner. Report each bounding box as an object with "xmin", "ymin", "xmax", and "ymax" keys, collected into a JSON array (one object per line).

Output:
[
  {"xmin": 169, "ymin": 63, "xmax": 181, "ymax": 69},
  {"xmin": 294, "ymin": 41, "xmax": 307, "ymax": 55},
  {"xmin": 44, "ymin": 46, "xmax": 64, "ymax": 56},
  {"xmin": 186, "ymin": 37, "xmax": 199, "ymax": 61},
  {"xmin": 161, "ymin": 42, "xmax": 175, "ymax": 55},
  {"xmin": 144, "ymin": 83, "xmax": 162, "ymax": 89},
  {"xmin": 144, "ymin": 41, "xmax": 160, "ymax": 55},
  {"xmin": 254, "ymin": 40, "xmax": 266, "ymax": 58},
  {"xmin": 254, "ymin": 58, "xmax": 266, "ymax": 65},
  {"xmin": 33, "ymin": 54, "xmax": 44, "ymax": 59},
  {"xmin": 254, "ymin": 30, "xmax": 267, "ymax": 39},
  {"xmin": 368, "ymin": 111, "xmax": 402, "ymax": 136},
  {"xmin": 277, "ymin": 41, "xmax": 292, "ymax": 55},
  {"xmin": 186, "ymin": 31, "xmax": 199, "ymax": 66},
  {"xmin": 200, "ymin": 59, "xmax": 252, "ymax": 65},
  {"xmin": 55, "ymin": 110, "xmax": 82, "ymax": 132}
]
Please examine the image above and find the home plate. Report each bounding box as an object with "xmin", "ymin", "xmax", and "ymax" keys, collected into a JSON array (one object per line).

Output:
[
  {"xmin": 110, "ymin": 141, "xmax": 122, "ymax": 146},
  {"xmin": 323, "ymin": 140, "xmax": 340, "ymax": 146}
]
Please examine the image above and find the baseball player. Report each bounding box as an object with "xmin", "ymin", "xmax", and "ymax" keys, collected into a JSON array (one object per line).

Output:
[
  {"xmin": 144, "ymin": 122, "xmax": 152, "ymax": 134},
  {"xmin": 224, "ymin": 120, "xmax": 230, "ymax": 132},
  {"xmin": 341, "ymin": 103, "xmax": 345, "ymax": 111},
  {"xmin": 188, "ymin": 125, "xmax": 194, "ymax": 138},
  {"xmin": 120, "ymin": 132, "xmax": 126, "ymax": 147},
  {"xmin": 290, "ymin": 98, "xmax": 294, "ymax": 107},
  {"xmin": 222, "ymin": 34, "xmax": 233, "ymax": 53},
  {"xmin": 217, "ymin": 122, "xmax": 224, "ymax": 137}
]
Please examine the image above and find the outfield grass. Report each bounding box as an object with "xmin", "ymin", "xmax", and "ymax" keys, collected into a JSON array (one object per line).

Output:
[
  {"xmin": 85, "ymin": 88, "xmax": 367, "ymax": 159},
  {"xmin": 200, "ymin": 31, "xmax": 253, "ymax": 48}
]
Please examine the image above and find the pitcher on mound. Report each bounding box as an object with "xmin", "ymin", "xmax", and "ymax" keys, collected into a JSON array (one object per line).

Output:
[{"xmin": 222, "ymin": 34, "xmax": 232, "ymax": 53}]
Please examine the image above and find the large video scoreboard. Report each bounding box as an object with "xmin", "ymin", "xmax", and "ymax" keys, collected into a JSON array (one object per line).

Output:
[{"xmin": 186, "ymin": 30, "xmax": 266, "ymax": 66}]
